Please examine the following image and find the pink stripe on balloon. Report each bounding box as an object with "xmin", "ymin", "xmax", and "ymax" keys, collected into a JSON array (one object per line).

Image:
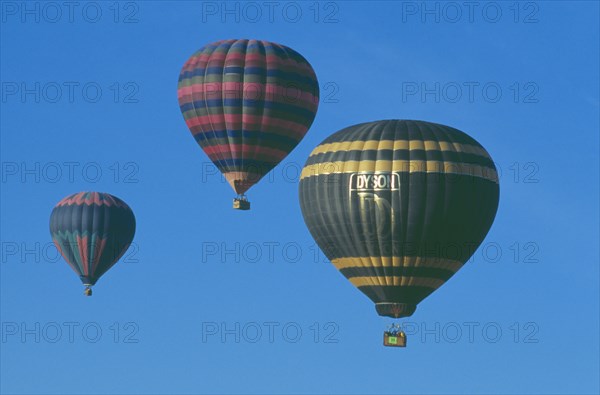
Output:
[
  {"xmin": 185, "ymin": 115, "xmax": 308, "ymax": 140},
  {"xmin": 53, "ymin": 240, "xmax": 80, "ymax": 275},
  {"xmin": 90, "ymin": 238, "xmax": 107, "ymax": 274},
  {"xmin": 203, "ymin": 144, "xmax": 288, "ymax": 160},
  {"xmin": 77, "ymin": 235, "xmax": 89, "ymax": 275},
  {"xmin": 55, "ymin": 192, "xmax": 128, "ymax": 208},
  {"xmin": 178, "ymin": 83, "xmax": 318, "ymax": 108}
]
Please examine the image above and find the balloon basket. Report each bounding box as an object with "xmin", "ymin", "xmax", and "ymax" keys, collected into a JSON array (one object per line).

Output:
[
  {"xmin": 84, "ymin": 287, "xmax": 92, "ymax": 297},
  {"xmin": 383, "ymin": 330, "xmax": 406, "ymax": 347},
  {"xmin": 233, "ymin": 196, "xmax": 250, "ymax": 210}
]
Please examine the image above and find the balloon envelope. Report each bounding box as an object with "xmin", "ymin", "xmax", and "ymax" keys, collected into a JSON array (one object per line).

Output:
[
  {"xmin": 299, "ymin": 120, "xmax": 499, "ymax": 318},
  {"xmin": 49, "ymin": 192, "xmax": 136, "ymax": 287},
  {"xmin": 178, "ymin": 39, "xmax": 319, "ymax": 195}
]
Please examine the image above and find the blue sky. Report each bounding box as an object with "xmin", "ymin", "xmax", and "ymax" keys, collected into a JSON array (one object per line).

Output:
[{"xmin": 1, "ymin": 1, "xmax": 598, "ymax": 394}]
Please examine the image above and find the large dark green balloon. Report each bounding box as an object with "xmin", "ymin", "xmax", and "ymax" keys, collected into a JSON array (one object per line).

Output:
[{"xmin": 299, "ymin": 120, "xmax": 499, "ymax": 318}]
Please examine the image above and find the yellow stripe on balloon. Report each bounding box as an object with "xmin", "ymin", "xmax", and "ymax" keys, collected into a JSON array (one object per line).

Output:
[
  {"xmin": 300, "ymin": 160, "xmax": 498, "ymax": 183},
  {"xmin": 310, "ymin": 140, "xmax": 491, "ymax": 158}
]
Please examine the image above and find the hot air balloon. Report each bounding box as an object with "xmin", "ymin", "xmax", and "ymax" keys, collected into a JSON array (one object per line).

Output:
[
  {"xmin": 178, "ymin": 39, "xmax": 319, "ymax": 210},
  {"xmin": 299, "ymin": 120, "xmax": 500, "ymax": 346},
  {"xmin": 49, "ymin": 192, "xmax": 136, "ymax": 296}
]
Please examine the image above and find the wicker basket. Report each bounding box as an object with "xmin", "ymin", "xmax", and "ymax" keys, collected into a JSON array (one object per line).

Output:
[
  {"xmin": 233, "ymin": 198, "xmax": 250, "ymax": 210},
  {"xmin": 383, "ymin": 331, "xmax": 406, "ymax": 347}
]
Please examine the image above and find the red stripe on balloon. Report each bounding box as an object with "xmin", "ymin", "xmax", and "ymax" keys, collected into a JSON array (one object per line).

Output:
[
  {"xmin": 77, "ymin": 235, "xmax": 89, "ymax": 276},
  {"xmin": 203, "ymin": 144, "xmax": 288, "ymax": 160},
  {"xmin": 90, "ymin": 237, "xmax": 108, "ymax": 275},
  {"xmin": 56, "ymin": 192, "xmax": 129, "ymax": 208},
  {"xmin": 185, "ymin": 115, "xmax": 308, "ymax": 140},
  {"xmin": 178, "ymin": 83, "xmax": 318, "ymax": 109},
  {"xmin": 53, "ymin": 240, "xmax": 80, "ymax": 275}
]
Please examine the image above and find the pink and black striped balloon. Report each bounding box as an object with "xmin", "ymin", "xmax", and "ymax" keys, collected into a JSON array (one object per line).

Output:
[{"xmin": 178, "ymin": 39, "xmax": 319, "ymax": 196}]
